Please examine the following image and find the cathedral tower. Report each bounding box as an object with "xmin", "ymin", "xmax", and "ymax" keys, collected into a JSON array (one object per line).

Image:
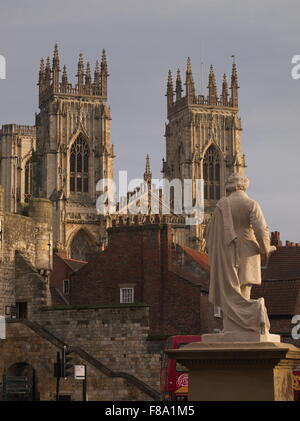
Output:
[
  {"xmin": 163, "ymin": 57, "xmax": 246, "ymax": 249},
  {"xmin": 34, "ymin": 45, "xmax": 115, "ymax": 259}
]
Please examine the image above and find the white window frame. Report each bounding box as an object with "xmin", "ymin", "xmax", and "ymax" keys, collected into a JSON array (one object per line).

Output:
[
  {"xmin": 120, "ymin": 287, "xmax": 134, "ymax": 304},
  {"xmin": 214, "ymin": 305, "xmax": 222, "ymax": 318},
  {"xmin": 63, "ymin": 279, "xmax": 70, "ymax": 295}
]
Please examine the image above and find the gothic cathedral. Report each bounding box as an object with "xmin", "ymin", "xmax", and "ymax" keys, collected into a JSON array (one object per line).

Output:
[
  {"xmin": 163, "ymin": 57, "xmax": 246, "ymax": 249},
  {"xmin": 0, "ymin": 46, "xmax": 246, "ymax": 257}
]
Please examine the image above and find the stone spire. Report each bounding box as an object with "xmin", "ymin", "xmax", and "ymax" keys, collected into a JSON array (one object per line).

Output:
[
  {"xmin": 144, "ymin": 154, "xmax": 152, "ymax": 214},
  {"xmin": 85, "ymin": 61, "xmax": 92, "ymax": 86},
  {"xmin": 230, "ymin": 55, "xmax": 239, "ymax": 108},
  {"xmin": 221, "ymin": 73, "xmax": 228, "ymax": 106},
  {"xmin": 38, "ymin": 58, "xmax": 45, "ymax": 87},
  {"xmin": 45, "ymin": 56, "xmax": 51, "ymax": 86},
  {"xmin": 52, "ymin": 44, "xmax": 60, "ymax": 70},
  {"xmin": 52, "ymin": 44, "xmax": 60, "ymax": 90},
  {"xmin": 100, "ymin": 49, "xmax": 108, "ymax": 97},
  {"xmin": 166, "ymin": 70, "xmax": 174, "ymax": 110},
  {"xmin": 208, "ymin": 65, "xmax": 217, "ymax": 105},
  {"xmin": 61, "ymin": 65, "xmax": 68, "ymax": 87},
  {"xmin": 77, "ymin": 53, "xmax": 84, "ymax": 89},
  {"xmin": 144, "ymin": 154, "xmax": 152, "ymax": 183},
  {"xmin": 94, "ymin": 60, "xmax": 100, "ymax": 84},
  {"xmin": 185, "ymin": 57, "xmax": 195, "ymax": 101},
  {"xmin": 175, "ymin": 68, "xmax": 183, "ymax": 101}
]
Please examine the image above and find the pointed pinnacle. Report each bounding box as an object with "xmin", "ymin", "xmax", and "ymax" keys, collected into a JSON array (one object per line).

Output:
[
  {"xmin": 144, "ymin": 154, "xmax": 152, "ymax": 180},
  {"xmin": 101, "ymin": 49, "xmax": 108, "ymax": 73},
  {"xmin": 46, "ymin": 56, "xmax": 51, "ymax": 69},
  {"xmin": 53, "ymin": 43, "xmax": 60, "ymax": 69},
  {"xmin": 54, "ymin": 43, "xmax": 59, "ymax": 57},
  {"xmin": 40, "ymin": 58, "xmax": 45, "ymax": 72},
  {"xmin": 94, "ymin": 60, "xmax": 100, "ymax": 84},
  {"xmin": 85, "ymin": 61, "xmax": 91, "ymax": 84},
  {"xmin": 208, "ymin": 64, "xmax": 216, "ymax": 85},
  {"xmin": 187, "ymin": 57, "xmax": 192, "ymax": 73},
  {"xmin": 78, "ymin": 53, "xmax": 84, "ymax": 68},
  {"xmin": 62, "ymin": 65, "xmax": 68, "ymax": 84},
  {"xmin": 231, "ymin": 56, "xmax": 238, "ymax": 78}
]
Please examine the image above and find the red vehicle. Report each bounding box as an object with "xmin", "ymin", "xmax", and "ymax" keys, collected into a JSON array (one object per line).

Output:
[
  {"xmin": 294, "ymin": 370, "xmax": 300, "ymax": 401},
  {"xmin": 160, "ymin": 335, "xmax": 202, "ymax": 401}
]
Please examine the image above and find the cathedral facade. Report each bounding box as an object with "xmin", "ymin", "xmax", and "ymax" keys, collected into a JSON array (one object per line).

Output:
[
  {"xmin": 163, "ymin": 57, "xmax": 246, "ymax": 249},
  {"xmin": 0, "ymin": 46, "xmax": 246, "ymax": 256},
  {"xmin": 0, "ymin": 45, "xmax": 115, "ymax": 260}
]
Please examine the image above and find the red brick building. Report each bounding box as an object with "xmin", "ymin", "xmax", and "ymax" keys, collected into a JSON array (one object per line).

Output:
[
  {"xmin": 50, "ymin": 254, "xmax": 87, "ymax": 305},
  {"xmin": 67, "ymin": 220, "xmax": 220, "ymax": 336},
  {"xmin": 253, "ymin": 232, "xmax": 300, "ymax": 344}
]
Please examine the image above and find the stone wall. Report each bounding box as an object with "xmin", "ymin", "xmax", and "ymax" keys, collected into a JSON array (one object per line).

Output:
[
  {"xmin": 0, "ymin": 192, "xmax": 52, "ymax": 317},
  {"xmin": 0, "ymin": 320, "xmax": 156, "ymax": 401},
  {"xmin": 37, "ymin": 305, "xmax": 161, "ymax": 392},
  {"xmin": 0, "ymin": 124, "xmax": 36, "ymax": 213}
]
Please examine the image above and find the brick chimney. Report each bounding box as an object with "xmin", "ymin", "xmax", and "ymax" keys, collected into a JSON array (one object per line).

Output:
[{"xmin": 271, "ymin": 231, "xmax": 282, "ymax": 247}]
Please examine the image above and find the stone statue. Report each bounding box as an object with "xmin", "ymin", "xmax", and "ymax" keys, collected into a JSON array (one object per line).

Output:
[{"xmin": 205, "ymin": 173, "xmax": 277, "ymax": 339}]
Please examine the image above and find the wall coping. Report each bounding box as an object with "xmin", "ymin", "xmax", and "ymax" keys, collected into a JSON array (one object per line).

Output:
[{"xmin": 40, "ymin": 303, "xmax": 149, "ymax": 311}]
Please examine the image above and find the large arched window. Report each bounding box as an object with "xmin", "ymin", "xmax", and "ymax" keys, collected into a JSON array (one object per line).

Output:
[
  {"xmin": 203, "ymin": 145, "xmax": 220, "ymax": 200},
  {"xmin": 70, "ymin": 136, "xmax": 89, "ymax": 193},
  {"xmin": 70, "ymin": 229, "xmax": 93, "ymax": 261},
  {"xmin": 24, "ymin": 158, "xmax": 33, "ymax": 203}
]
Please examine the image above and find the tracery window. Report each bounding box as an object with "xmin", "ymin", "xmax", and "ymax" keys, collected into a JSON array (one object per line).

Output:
[
  {"xmin": 24, "ymin": 158, "xmax": 33, "ymax": 203},
  {"xmin": 203, "ymin": 145, "xmax": 220, "ymax": 200},
  {"xmin": 70, "ymin": 136, "xmax": 89, "ymax": 193},
  {"xmin": 70, "ymin": 230, "xmax": 93, "ymax": 261}
]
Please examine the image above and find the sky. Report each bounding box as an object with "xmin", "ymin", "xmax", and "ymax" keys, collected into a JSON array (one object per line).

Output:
[{"xmin": 0, "ymin": 0, "xmax": 300, "ymax": 242}]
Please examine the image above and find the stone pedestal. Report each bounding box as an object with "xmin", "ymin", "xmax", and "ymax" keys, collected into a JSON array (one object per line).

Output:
[{"xmin": 166, "ymin": 342, "xmax": 300, "ymax": 401}]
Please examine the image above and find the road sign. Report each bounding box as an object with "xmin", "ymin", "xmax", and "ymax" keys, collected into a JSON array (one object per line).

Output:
[{"xmin": 74, "ymin": 365, "xmax": 86, "ymax": 380}]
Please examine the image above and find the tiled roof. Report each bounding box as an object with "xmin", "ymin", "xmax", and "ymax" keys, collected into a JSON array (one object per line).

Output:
[
  {"xmin": 60, "ymin": 256, "xmax": 87, "ymax": 272},
  {"xmin": 262, "ymin": 247, "xmax": 300, "ymax": 281},
  {"xmin": 253, "ymin": 279, "xmax": 300, "ymax": 315},
  {"xmin": 181, "ymin": 246, "xmax": 210, "ymax": 272}
]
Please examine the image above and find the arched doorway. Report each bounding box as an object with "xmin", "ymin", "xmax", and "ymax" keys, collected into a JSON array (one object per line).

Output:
[
  {"xmin": 4, "ymin": 362, "xmax": 38, "ymax": 401},
  {"xmin": 69, "ymin": 229, "xmax": 94, "ymax": 261}
]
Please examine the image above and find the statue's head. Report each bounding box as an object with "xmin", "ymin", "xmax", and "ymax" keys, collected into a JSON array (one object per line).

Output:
[{"xmin": 225, "ymin": 173, "xmax": 250, "ymax": 193}]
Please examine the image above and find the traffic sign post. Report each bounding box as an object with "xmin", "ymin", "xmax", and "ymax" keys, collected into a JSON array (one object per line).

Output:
[
  {"xmin": 55, "ymin": 351, "xmax": 61, "ymax": 401},
  {"xmin": 74, "ymin": 364, "xmax": 87, "ymax": 401}
]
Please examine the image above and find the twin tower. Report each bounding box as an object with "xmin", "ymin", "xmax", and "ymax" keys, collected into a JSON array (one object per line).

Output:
[{"xmin": 0, "ymin": 45, "xmax": 245, "ymax": 257}]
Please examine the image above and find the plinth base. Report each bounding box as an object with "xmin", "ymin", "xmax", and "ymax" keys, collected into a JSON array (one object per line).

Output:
[
  {"xmin": 202, "ymin": 331, "xmax": 281, "ymax": 343},
  {"xmin": 167, "ymin": 342, "xmax": 300, "ymax": 401}
]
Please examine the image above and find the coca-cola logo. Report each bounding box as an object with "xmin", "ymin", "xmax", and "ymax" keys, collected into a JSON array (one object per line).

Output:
[{"xmin": 176, "ymin": 373, "xmax": 189, "ymax": 388}]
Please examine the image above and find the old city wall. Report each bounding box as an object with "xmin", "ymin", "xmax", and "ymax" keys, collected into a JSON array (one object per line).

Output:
[
  {"xmin": 0, "ymin": 320, "xmax": 155, "ymax": 400},
  {"xmin": 0, "ymin": 192, "xmax": 52, "ymax": 316},
  {"xmin": 37, "ymin": 305, "xmax": 161, "ymax": 392}
]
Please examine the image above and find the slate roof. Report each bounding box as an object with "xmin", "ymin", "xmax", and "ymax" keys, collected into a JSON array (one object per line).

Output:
[{"xmin": 262, "ymin": 247, "xmax": 300, "ymax": 281}]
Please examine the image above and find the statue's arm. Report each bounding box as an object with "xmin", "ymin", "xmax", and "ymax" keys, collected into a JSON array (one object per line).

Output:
[{"xmin": 250, "ymin": 200, "xmax": 275, "ymax": 255}]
